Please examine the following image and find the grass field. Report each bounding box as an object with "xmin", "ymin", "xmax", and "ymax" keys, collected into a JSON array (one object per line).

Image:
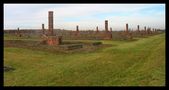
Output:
[{"xmin": 4, "ymin": 33, "xmax": 165, "ymax": 86}]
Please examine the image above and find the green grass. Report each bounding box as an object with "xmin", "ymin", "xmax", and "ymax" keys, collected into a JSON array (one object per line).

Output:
[
  {"xmin": 4, "ymin": 34, "xmax": 40, "ymax": 41},
  {"xmin": 4, "ymin": 33, "xmax": 165, "ymax": 86}
]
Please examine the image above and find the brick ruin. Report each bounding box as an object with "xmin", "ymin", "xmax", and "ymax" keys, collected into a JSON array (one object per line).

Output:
[
  {"xmin": 101, "ymin": 20, "xmax": 112, "ymax": 39},
  {"xmin": 126, "ymin": 23, "xmax": 129, "ymax": 33},
  {"xmin": 144, "ymin": 26, "xmax": 147, "ymax": 35},
  {"xmin": 48, "ymin": 11, "xmax": 54, "ymax": 36},
  {"xmin": 4, "ymin": 11, "xmax": 164, "ymax": 40},
  {"xmin": 75, "ymin": 25, "xmax": 79, "ymax": 36},
  {"xmin": 137, "ymin": 25, "xmax": 140, "ymax": 32},
  {"xmin": 110, "ymin": 27, "xmax": 112, "ymax": 32},
  {"xmin": 42, "ymin": 24, "xmax": 45, "ymax": 34},
  {"xmin": 120, "ymin": 23, "xmax": 132, "ymax": 39},
  {"xmin": 5, "ymin": 27, "xmax": 163, "ymax": 41},
  {"xmin": 42, "ymin": 11, "xmax": 62, "ymax": 46},
  {"xmin": 96, "ymin": 26, "xmax": 99, "ymax": 32},
  {"xmin": 105, "ymin": 20, "xmax": 108, "ymax": 32},
  {"xmin": 76, "ymin": 25, "xmax": 79, "ymax": 32},
  {"xmin": 17, "ymin": 28, "xmax": 22, "ymax": 37}
]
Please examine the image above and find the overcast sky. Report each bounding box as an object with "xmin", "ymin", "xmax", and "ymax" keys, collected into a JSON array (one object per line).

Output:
[{"xmin": 4, "ymin": 4, "xmax": 165, "ymax": 31}]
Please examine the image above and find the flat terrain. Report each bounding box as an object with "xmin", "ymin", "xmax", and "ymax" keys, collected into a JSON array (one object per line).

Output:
[{"xmin": 4, "ymin": 33, "xmax": 165, "ymax": 86}]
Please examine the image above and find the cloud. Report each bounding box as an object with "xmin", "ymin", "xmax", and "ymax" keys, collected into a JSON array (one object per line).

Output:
[{"xmin": 4, "ymin": 4, "xmax": 165, "ymax": 30}]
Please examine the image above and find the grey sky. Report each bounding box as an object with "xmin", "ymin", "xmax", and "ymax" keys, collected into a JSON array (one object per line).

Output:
[{"xmin": 4, "ymin": 4, "xmax": 165, "ymax": 30}]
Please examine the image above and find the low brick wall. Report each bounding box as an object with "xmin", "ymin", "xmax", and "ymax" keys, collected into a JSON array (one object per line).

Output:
[
  {"xmin": 60, "ymin": 44, "xmax": 83, "ymax": 50},
  {"xmin": 46, "ymin": 36, "xmax": 62, "ymax": 46},
  {"xmin": 91, "ymin": 42, "xmax": 102, "ymax": 46}
]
